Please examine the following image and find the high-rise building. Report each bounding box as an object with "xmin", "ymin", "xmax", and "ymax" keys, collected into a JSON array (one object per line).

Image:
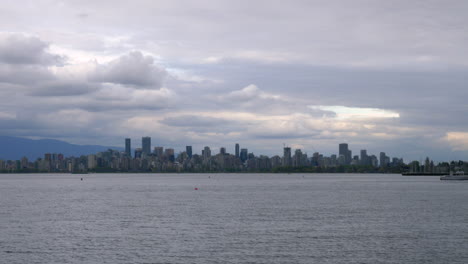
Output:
[
  {"xmin": 88, "ymin": 155, "xmax": 96, "ymax": 169},
  {"xmin": 203, "ymin": 146, "xmax": 211, "ymax": 159},
  {"xmin": 165, "ymin": 148, "xmax": 175, "ymax": 162},
  {"xmin": 360, "ymin": 149, "xmax": 367, "ymax": 165},
  {"xmin": 186, "ymin": 146, "xmax": 193, "ymax": 158},
  {"xmin": 293, "ymin": 149, "xmax": 303, "ymax": 167},
  {"xmin": 379, "ymin": 152, "xmax": 387, "ymax": 167},
  {"xmin": 240, "ymin": 148, "xmax": 248, "ymax": 162},
  {"xmin": 283, "ymin": 147, "xmax": 292, "ymax": 167},
  {"xmin": 142, "ymin": 137, "xmax": 151, "ymax": 155},
  {"xmin": 339, "ymin": 143, "xmax": 348, "ymax": 157},
  {"xmin": 339, "ymin": 143, "xmax": 350, "ymax": 164},
  {"xmin": 125, "ymin": 138, "xmax": 131, "ymax": 157},
  {"xmin": 220, "ymin": 147, "xmax": 226, "ymax": 155},
  {"xmin": 235, "ymin": 143, "xmax": 240, "ymax": 158},
  {"xmin": 134, "ymin": 148, "xmax": 143, "ymax": 159},
  {"xmin": 154, "ymin": 147, "xmax": 164, "ymax": 157}
]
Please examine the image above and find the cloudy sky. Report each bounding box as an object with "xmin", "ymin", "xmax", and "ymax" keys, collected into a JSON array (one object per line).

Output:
[{"xmin": 1, "ymin": 0, "xmax": 467, "ymax": 161}]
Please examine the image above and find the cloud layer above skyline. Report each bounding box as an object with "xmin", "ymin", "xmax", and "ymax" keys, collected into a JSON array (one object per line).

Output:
[{"xmin": 1, "ymin": 0, "xmax": 468, "ymax": 161}]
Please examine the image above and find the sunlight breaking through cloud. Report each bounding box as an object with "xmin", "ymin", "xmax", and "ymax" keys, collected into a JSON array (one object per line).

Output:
[{"xmin": 308, "ymin": 105, "xmax": 400, "ymax": 120}]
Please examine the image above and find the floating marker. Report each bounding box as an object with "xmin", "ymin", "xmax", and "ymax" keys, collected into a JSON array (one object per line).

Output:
[{"xmin": 194, "ymin": 187, "xmax": 198, "ymax": 190}]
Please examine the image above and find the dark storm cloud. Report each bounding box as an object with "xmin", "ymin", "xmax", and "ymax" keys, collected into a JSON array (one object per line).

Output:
[{"xmin": 89, "ymin": 51, "xmax": 167, "ymax": 88}]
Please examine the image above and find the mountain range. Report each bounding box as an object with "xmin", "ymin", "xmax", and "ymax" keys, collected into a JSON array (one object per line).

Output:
[{"xmin": 0, "ymin": 136, "xmax": 121, "ymax": 161}]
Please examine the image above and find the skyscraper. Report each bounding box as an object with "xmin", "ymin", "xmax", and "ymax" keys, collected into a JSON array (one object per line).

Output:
[
  {"xmin": 360, "ymin": 149, "xmax": 367, "ymax": 165},
  {"xmin": 165, "ymin": 148, "xmax": 175, "ymax": 162},
  {"xmin": 339, "ymin": 143, "xmax": 350, "ymax": 165},
  {"xmin": 154, "ymin": 147, "xmax": 164, "ymax": 157},
  {"xmin": 220, "ymin": 147, "xmax": 226, "ymax": 155},
  {"xmin": 380, "ymin": 152, "xmax": 387, "ymax": 167},
  {"xmin": 142, "ymin": 137, "xmax": 151, "ymax": 155},
  {"xmin": 240, "ymin": 148, "xmax": 248, "ymax": 162},
  {"xmin": 235, "ymin": 143, "xmax": 240, "ymax": 158},
  {"xmin": 283, "ymin": 147, "xmax": 292, "ymax": 167},
  {"xmin": 186, "ymin": 146, "xmax": 192, "ymax": 158},
  {"xmin": 293, "ymin": 149, "xmax": 303, "ymax": 167},
  {"xmin": 125, "ymin": 138, "xmax": 131, "ymax": 157},
  {"xmin": 203, "ymin": 146, "xmax": 211, "ymax": 159},
  {"xmin": 134, "ymin": 148, "xmax": 143, "ymax": 159}
]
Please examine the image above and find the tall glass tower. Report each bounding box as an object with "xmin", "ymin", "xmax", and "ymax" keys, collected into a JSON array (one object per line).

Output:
[
  {"xmin": 125, "ymin": 138, "xmax": 131, "ymax": 157},
  {"xmin": 142, "ymin": 137, "xmax": 151, "ymax": 155}
]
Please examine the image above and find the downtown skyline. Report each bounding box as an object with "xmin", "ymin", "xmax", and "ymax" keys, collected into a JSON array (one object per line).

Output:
[
  {"xmin": 0, "ymin": 1, "xmax": 467, "ymax": 162},
  {"xmin": 4, "ymin": 135, "xmax": 465, "ymax": 174}
]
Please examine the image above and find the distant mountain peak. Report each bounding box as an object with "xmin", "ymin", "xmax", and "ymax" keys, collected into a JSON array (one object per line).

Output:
[{"xmin": 0, "ymin": 136, "xmax": 121, "ymax": 160}]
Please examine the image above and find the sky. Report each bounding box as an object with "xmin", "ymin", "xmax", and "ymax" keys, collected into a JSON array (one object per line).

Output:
[{"xmin": 0, "ymin": 0, "xmax": 467, "ymax": 162}]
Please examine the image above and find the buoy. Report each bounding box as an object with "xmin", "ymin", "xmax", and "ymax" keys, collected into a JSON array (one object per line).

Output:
[
  {"xmin": 81, "ymin": 178, "xmax": 83, "ymax": 181},
  {"xmin": 194, "ymin": 187, "xmax": 198, "ymax": 190}
]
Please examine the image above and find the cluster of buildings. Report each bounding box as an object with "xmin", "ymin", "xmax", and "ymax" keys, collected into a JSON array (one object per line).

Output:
[
  {"xmin": 1, "ymin": 137, "xmax": 462, "ymax": 173},
  {"xmin": 0, "ymin": 137, "xmax": 404, "ymax": 173}
]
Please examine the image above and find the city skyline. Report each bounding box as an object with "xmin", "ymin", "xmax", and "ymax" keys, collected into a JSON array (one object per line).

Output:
[
  {"xmin": 0, "ymin": 1, "xmax": 468, "ymax": 162},
  {"xmin": 5, "ymin": 135, "xmax": 465, "ymax": 174},
  {"xmin": 124, "ymin": 137, "xmax": 402, "ymax": 165}
]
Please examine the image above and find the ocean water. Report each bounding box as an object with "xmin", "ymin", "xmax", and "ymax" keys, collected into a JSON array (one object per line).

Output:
[{"xmin": 0, "ymin": 173, "xmax": 467, "ymax": 264}]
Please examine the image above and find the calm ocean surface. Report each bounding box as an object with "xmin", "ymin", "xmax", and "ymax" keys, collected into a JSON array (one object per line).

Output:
[{"xmin": 1, "ymin": 173, "xmax": 467, "ymax": 264}]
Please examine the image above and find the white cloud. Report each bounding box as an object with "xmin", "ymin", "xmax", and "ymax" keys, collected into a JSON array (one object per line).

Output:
[
  {"xmin": 446, "ymin": 132, "xmax": 468, "ymax": 151},
  {"xmin": 89, "ymin": 51, "xmax": 167, "ymax": 88},
  {"xmin": 308, "ymin": 106, "xmax": 400, "ymax": 120},
  {"xmin": 221, "ymin": 84, "xmax": 283, "ymax": 102}
]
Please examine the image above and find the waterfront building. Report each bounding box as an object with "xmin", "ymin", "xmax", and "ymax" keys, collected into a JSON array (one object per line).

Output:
[
  {"xmin": 339, "ymin": 143, "xmax": 350, "ymax": 164},
  {"xmin": 271, "ymin": 155, "xmax": 281, "ymax": 168},
  {"xmin": 360, "ymin": 149, "xmax": 368, "ymax": 165},
  {"xmin": 220, "ymin": 147, "xmax": 226, "ymax": 155},
  {"xmin": 338, "ymin": 154, "xmax": 346, "ymax": 165},
  {"xmin": 165, "ymin": 148, "xmax": 175, "ymax": 162},
  {"xmin": 293, "ymin": 149, "xmax": 303, "ymax": 167},
  {"xmin": 125, "ymin": 138, "xmax": 131, "ymax": 157},
  {"xmin": 235, "ymin": 143, "xmax": 240, "ymax": 158},
  {"xmin": 134, "ymin": 148, "xmax": 143, "ymax": 159},
  {"xmin": 88, "ymin": 155, "xmax": 97, "ymax": 169},
  {"xmin": 142, "ymin": 137, "xmax": 151, "ymax": 155},
  {"xmin": 203, "ymin": 146, "xmax": 211, "ymax": 159},
  {"xmin": 154, "ymin": 147, "xmax": 164, "ymax": 157},
  {"xmin": 186, "ymin": 146, "xmax": 192, "ymax": 158},
  {"xmin": 240, "ymin": 148, "xmax": 248, "ymax": 162},
  {"xmin": 380, "ymin": 152, "xmax": 387, "ymax": 167},
  {"xmin": 283, "ymin": 147, "xmax": 292, "ymax": 167}
]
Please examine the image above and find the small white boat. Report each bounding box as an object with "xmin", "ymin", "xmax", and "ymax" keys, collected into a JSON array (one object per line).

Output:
[{"xmin": 440, "ymin": 171, "xmax": 468, "ymax": 180}]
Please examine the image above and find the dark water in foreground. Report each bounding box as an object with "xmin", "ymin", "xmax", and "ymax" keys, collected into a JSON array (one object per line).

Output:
[{"xmin": 1, "ymin": 173, "xmax": 467, "ymax": 264}]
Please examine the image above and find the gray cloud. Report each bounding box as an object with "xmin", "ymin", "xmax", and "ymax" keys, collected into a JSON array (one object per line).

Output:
[
  {"xmin": 0, "ymin": 1, "xmax": 468, "ymax": 161},
  {"xmin": 89, "ymin": 51, "xmax": 167, "ymax": 88},
  {"xmin": 160, "ymin": 115, "xmax": 233, "ymax": 127},
  {"xmin": 29, "ymin": 80, "xmax": 100, "ymax": 97},
  {"xmin": 0, "ymin": 33, "xmax": 65, "ymax": 65}
]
